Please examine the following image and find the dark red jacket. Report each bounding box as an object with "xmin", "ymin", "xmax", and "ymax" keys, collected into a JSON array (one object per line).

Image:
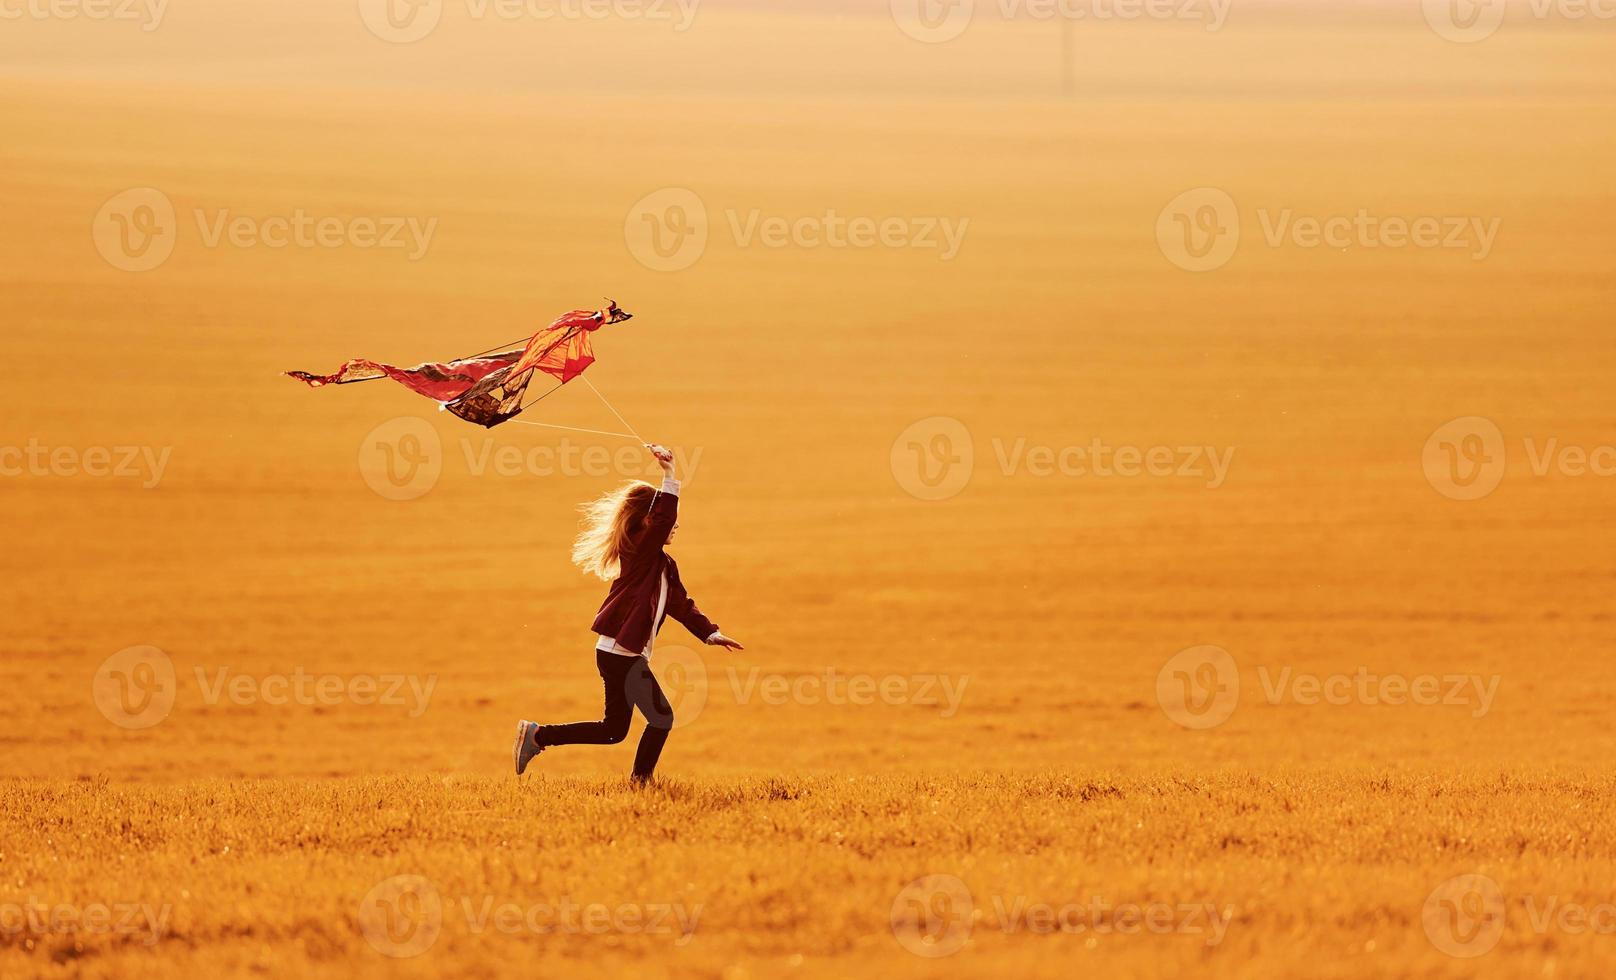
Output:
[{"xmin": 590, "ymin": 486, "xmax": 718, "ymax": 654}]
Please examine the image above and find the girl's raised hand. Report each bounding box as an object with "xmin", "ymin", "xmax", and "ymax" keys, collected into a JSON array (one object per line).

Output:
[
  {"xmin": 706, "ymin": 632, "xmax": 745, "ymax": 651},
  {"xmin": 647, "ymin": 444, "xmax": 676, "ymax": 476}
]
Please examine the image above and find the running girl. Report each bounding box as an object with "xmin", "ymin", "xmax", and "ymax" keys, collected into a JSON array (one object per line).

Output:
[{"xmin": 514, "ymin": 445, "xmax": 744, "ymax": 782}]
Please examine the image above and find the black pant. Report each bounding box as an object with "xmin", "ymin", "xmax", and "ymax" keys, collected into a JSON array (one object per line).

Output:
[{"xmin": 537, "ymin": 650, "xmax": 675, "ymax": 780}]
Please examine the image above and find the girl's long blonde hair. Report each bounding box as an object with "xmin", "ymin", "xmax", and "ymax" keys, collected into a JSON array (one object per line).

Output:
[{"xmin": 572, "ymin": 480, "xmax": 660, "ymax": 581}]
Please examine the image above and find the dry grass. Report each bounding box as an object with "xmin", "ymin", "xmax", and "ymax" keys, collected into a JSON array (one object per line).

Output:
[{"xmin": 7, "ymin": 772, "xmax": 1616, "ymax": 978}]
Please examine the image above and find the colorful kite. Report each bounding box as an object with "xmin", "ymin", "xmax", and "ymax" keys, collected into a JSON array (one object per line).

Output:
[{"xmin": 287, "ymin": 302, "xmax": 636, "ymax": 430}]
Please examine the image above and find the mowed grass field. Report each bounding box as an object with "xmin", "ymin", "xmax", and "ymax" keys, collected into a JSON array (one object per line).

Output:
[{"xmin": 3, "ymin": 1, "xmax": 1616, "ymax": 977}]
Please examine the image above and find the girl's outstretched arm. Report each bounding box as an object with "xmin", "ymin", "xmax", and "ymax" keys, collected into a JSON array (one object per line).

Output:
[
  {"xmin": 648, "ymin": 443, "xmax": 745, "ymax": 651},
  {"xmin": 668, "ymin": 591, "xmax": 744, "ymax": 649}
]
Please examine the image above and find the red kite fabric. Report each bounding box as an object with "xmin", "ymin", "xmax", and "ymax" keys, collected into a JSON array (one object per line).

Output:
[
  {"xmin": 285, "ymin": 351, "xmax": 522, "ymax": 401},
  {"xmin": 285, "ymin": 304, "xmax": 630, "ymax": 429},
  {"xmin": 510, "ymin": 308, "xmax": 608, "ymax": 382},
  {"xmin": 440, "ymin": 308, "xmax": 611, "ymax": 427}
]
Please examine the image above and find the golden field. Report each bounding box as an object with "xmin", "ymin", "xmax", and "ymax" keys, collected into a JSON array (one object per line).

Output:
[
  {"xmin": 2, "ymin": 1, "xmax": 1615, "ymax": 976},
  {"xmin": 10, "ymin": 772, "xmax": 1616, "ymax": 978}
]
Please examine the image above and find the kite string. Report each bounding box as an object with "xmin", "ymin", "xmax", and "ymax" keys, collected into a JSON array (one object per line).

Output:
[
  {"xmin": 465, "ymin": 320, "xmax": 587, "ymax": 362},
  {"xmin": 463, "ymin": 335, "xmax": 531, "ymax": 360},
  {"xmin": 498, "ymin": 372, "xmax": 648, "ymax": 444},
  {"xmin": 580, "ymin": 374, "xmax": 648, "ymax": 446},
  {"xmin": 505, "ymin": 419, "xmax": 640, "ymax": 441}
]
